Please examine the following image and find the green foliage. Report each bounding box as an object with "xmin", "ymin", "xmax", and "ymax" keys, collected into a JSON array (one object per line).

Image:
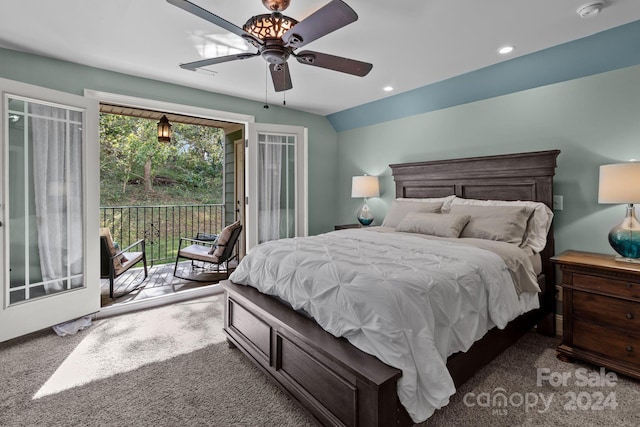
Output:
[{"xmin": 100, "ymin": 114, "xmax": 225, "ymax": 206}]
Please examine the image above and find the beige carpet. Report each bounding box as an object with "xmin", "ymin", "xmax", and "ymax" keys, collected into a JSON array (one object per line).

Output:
[{"xmin": 1, "ymin": 295, "xmax": 639, "ymax": 426}]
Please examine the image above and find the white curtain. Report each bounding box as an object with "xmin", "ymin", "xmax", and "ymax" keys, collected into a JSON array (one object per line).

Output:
[
  {"xmin": 258, "ymin": 135, "xmax": 283, "ymax": 244},
  {"xmin": 30, "ymin": 104, "xmax": 83, "ymax": 293}
]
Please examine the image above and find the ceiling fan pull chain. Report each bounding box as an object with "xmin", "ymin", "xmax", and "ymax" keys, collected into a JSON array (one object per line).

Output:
[
  {"xmin": 283, "ymin": 73, "xmax": 287, "ymax": 106},
  {"xmin": 264, "ymin": 63, "xmax": 269, "ymax": 109}
]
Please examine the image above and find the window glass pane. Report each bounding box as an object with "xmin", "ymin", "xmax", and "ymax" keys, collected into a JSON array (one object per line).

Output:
[
  {"xmin": 257, "ymin": 133, "xmax": 297, "ymax": 243},
  {"xmin": 6, "ymin": 97, "xmax": 85, "ymax": 304}
]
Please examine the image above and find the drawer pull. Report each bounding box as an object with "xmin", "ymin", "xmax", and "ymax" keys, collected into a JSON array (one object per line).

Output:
[
  {"xmin": 626, "ymin": 345, "xmax": 633, "ymax": 352},
  {"xmin": 628, "ymin": 283, "xmax": 634, "ymax": 289},
  {"xmin": 626, "ymin": 313, "xmax": 634, "ymax": 320}
]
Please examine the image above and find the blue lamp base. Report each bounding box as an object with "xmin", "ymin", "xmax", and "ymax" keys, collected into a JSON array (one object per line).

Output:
[
  {"xmin": 609, "ymin": 204, "xmax": 640, "ymax": 262},
  {"xmin": 356, "ymin": 199, "xmax": 374, "ymax": 226}
]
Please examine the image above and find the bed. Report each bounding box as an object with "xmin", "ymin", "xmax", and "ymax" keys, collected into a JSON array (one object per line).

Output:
[{"xmin": 221, "ymin": 150, "xmax": 560, "ymax": 426}]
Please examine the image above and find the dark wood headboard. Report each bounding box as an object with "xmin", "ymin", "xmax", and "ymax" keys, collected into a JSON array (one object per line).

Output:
[
  {"xmin": 390, "ymin": 150, "xmax": 561, "ymax": 333},
  {"xmin": 389, "ymin": 150, "xmax": 560, "ymax": 206}
]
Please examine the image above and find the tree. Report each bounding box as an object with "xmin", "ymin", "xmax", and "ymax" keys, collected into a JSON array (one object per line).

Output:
[
  {"xmin": 99, "ymin": 113, "xmax": 225, "ymax": 206},
  {"xmin": 100, "ymin": 114, "xmax": 174, "ymax": 193}
]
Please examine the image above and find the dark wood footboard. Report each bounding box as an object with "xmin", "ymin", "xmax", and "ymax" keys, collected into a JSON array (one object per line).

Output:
[{"xmin": 223, "ymin": 280, "xmax": 412, "ymax": 427}]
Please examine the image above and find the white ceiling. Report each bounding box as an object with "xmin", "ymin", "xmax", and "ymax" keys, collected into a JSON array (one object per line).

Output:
[{"xmin": 1, "ymin": 0, "xmax": 640, "ymax": 116}]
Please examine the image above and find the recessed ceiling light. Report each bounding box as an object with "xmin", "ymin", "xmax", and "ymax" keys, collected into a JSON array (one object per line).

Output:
[
  {"xmin": 577, "ymin": 1, "xmax": 606, "ymax": 18},
  {"xmin": 497, "ymin": 45, "xmax": 515, "ymax": 55},
  {"xmin": 383, "ymin": 86, "xmax": 393, "ymax": 92}
]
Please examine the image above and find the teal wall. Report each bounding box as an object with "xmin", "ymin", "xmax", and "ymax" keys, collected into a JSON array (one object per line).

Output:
[
  {"xmin": 0, "ymin": 47, "xmax": 338, "ymax": 235},
  {"xmin": 336, "ymin": 63, "xmax": 640, "ymax": 256}
]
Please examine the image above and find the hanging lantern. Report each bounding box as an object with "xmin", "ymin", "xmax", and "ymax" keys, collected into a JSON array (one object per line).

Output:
[{"xmin": 157, "ymin": 115, "xmax": 172, "ymax": 142}]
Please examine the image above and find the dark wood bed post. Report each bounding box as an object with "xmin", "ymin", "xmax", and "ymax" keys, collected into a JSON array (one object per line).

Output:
[{"xmin": 223, "ymin": 150, "xmax": 560, "ymax": 427}]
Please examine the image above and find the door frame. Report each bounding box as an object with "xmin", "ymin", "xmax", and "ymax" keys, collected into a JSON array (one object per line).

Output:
[
  {"xmin": 84, "ymin": 90, "xmax": 255, "ymax": 311},
  {"xmin": 234, "ymin": 138, "xmax": 246, "ymax": 258}
]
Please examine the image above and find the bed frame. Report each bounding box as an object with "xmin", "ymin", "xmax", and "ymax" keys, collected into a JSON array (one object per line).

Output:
[{"xmin": 222, "ymin": 150, "xmax": 560, "ymax": 426}]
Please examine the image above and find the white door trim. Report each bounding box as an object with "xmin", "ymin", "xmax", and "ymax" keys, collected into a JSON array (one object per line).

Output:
[{"xmin": 83, "ymin": 90, "xmax": 255, "ymax": 128}]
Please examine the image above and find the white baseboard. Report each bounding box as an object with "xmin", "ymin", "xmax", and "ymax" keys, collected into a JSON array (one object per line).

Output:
[{"xmin": 95, "ymin": 284, "xmax": 224, "ymax": 320}]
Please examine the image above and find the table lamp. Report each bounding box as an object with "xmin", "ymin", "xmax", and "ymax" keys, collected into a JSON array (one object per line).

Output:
[
  {"xmin": 598, "ymin": 162, "xmax": 640, "ymax": 261},
  {"xmin": 351, "ymin": 175, "xmax": 379, "ymax": 226}
]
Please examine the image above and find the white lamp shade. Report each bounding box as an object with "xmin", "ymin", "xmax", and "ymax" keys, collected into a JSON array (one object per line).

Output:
[
  {"xmin": 599, "ymin": 163, "xmax": 640, "ymax": 204},
  {"xmin": 351, "ymin": 175, "xmax": 380, "ymax": 198}
]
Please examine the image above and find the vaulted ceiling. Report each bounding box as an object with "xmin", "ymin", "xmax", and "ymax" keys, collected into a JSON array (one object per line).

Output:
[{"xmin": 1, "ymin": 0, "xmax": 640, "ymax": 116}]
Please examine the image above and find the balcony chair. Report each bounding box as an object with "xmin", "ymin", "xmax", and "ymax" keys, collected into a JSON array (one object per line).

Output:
[
  {"xmin": 173, "ymin": 221, "xmax": 242, "ymax": 283},
  {"xmin": 100, "ymin": 228, "xmax": 148, "ymax": 299}
]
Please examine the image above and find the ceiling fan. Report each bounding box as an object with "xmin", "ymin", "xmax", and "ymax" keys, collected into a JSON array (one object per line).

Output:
[{"xmin": 167, "ymin": 0, "xmax": 373, "ymax": 92}]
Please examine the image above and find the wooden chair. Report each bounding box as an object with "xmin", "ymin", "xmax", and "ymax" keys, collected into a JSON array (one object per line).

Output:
[
  {"xmin": 173, "ymin": 221, "xmax": 242, "ymax": 283},
  {"xmin": 99, "ymin": 228, "xmax": 148, "ymax": 299}
]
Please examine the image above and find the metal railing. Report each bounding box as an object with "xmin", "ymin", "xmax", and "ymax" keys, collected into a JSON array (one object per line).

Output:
[{"xmin": 100, "ymin": 204, "xmax": 225, "ymax": 264}]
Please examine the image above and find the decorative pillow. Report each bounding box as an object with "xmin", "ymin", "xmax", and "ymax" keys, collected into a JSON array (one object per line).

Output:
[
  {"xmin": 99, "ymin": 227, "xmax": 123, "ymax": 268},
  {"xmin": 382, "ymin": 200, "xmax": 444, "ymax": 228},
  {"xmin": 396, "ymin": 212, "xmax": 471, "ymax": 238},
  {"xmin": 397, "ymin": 195, "xmax": 456, "ymax": 212},
  {"xmin": 209, "ymin": 220, "xmax": 242, "ymax": 261},
  {"xmin": 449, "ymin": 205, "xmax": 533, "ymax": 245},
  {"xmin": 450, "ymin": 198, "xmax": 553, "ymax": 252}
]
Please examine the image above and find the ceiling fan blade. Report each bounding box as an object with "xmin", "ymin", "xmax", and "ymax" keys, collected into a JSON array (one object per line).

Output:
[
  {"xmin": 282, "ymin": 0, "xmax": 357, "ymax": 49},
  {"xmin": 167, "ymin": 0, "xmax": 263, "ymax": 47},
  {"xmin": 269, "ymin": 63, "xmax": 293, "ymax": 92},
  {"xmin": 295, "ymin": 51, "xmax": 372, "ymax": 77},
  {"xmin": 180, "ymin": 52, "xmax": 259, "ymax": 70}
]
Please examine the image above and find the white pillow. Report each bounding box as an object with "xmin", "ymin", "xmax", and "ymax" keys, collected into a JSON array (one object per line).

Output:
[
  {"xmin": 450, "ymin": 198, "xmax": 553, "ymax": 252},
  {"xmin": 449, "ymin": 205, "xmax": 533, "ymax": 245},
  {"xmin": 396, "ymin": 212, "xmax": 471, "ymax": 238},
  {"xmin": 382, "ymin": 200, "xmax": 443, "ymax": 228},
  {"xmin": 397, "ymin": 195, "xmax": 456, "ymax": 212}
]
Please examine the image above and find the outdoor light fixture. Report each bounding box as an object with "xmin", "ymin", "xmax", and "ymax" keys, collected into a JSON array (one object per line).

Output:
[
  {"xmin": 598, "ymin": 162, "xmax": 640, "ymax": 261},
  {"xmin": 157, "ymin": 115, "xmax": 172, "ymax": 143},
  {"xmin": 351, "ymin": 175, "xmax": 380, "ymax": 226}
]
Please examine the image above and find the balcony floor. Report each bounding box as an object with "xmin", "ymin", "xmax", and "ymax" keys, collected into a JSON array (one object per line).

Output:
[{"xmin": 100, "ymin": 260, "xmax": 236, "ymax": 308}]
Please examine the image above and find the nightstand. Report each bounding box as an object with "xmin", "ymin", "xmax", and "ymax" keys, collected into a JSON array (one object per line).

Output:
[
  {"xmin": 334, "ymin": 224, "xmax": 363, "ymax": 230},
  {"xmin": 552, "ymin": 250, "xmax": 640, "ymax": 379}
]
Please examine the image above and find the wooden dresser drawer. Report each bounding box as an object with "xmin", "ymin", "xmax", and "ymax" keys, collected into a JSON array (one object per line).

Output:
[
  {"xmin": 573, "ymin": 291, "xmax": 640, "ymax": 333},
  {"xmin": 573, "ymin": 273, "xmax": 640, "ymax": 300},
  {"xmin": 573, "ymin": 322, "xmax": 640, "ymax": 365}
]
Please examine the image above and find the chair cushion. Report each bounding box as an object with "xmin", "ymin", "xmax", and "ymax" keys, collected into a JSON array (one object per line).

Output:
[
  {"xmin": 100, "ymin": 227, "xmax": 124, "ymax": 269},
  {"xmin": 114, "ymin": 252, "xmax": 144, "ymax": 275},
  {"xmin": 99, "ymin": 228, "xmax": 117, "ymax": 256},
  {"xmin": 180, "ymin": 244, "xmax": 218, "ymax": 263},
  {"xmin": 208, "ymin": 220, "xmax": 242, "ymax": 261}
]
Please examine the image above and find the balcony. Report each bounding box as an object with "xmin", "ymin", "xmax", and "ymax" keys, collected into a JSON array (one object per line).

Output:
[
  {"xmin": 100, "ymin": 203, "xmax": 225, "ymax": 264},
  {"xmin": 99, "ymin": 203, "xmax": 227, "ymax": 306}
]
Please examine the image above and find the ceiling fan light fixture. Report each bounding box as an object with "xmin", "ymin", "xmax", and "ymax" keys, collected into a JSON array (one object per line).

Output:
[
  {"xmin": 243, "ymin": 13, "xmax": 298, "ymax": 40},
  {"xmin": 262, "ymin": 0, "xmax": 290, "ymax": 12}
]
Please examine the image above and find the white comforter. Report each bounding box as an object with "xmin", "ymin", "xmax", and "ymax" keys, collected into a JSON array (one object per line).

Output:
[{"xmin": 229, "ymin": 229, "xmax": 539, "ymax": 423}]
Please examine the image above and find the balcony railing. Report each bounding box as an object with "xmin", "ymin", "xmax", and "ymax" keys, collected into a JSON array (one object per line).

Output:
[{"xmin": 100, "ymin": 204, "xmax": 225, "ymax": 264}]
